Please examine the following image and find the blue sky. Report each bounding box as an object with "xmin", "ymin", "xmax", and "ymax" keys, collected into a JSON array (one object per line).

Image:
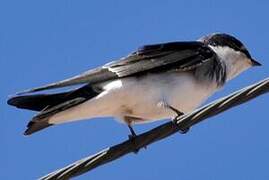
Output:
[{"xmin": 1, "ymin": 0, "xmax": 269, "ymax": 179}]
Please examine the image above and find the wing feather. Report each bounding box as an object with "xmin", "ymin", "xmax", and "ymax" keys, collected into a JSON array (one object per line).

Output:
[{"xmin": 16, "ymin": 41, "xmax": 215, "ymax": 95}]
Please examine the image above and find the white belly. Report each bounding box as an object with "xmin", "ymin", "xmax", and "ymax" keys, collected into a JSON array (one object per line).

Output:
[
  {"xmin": 49, "ymin": 72, "xmax": 218, "ymax": 124},
  {"xmin": 111, "ymin": 72, "xmax": 217, "ymax": 121}
]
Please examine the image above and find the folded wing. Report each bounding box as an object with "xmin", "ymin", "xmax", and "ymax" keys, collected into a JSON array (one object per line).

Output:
[{"xmin": 16, "ymin": 41, "xmax": 215, "ymax": 95}]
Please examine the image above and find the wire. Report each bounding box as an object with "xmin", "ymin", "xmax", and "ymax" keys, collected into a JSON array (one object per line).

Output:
[{"xmin": 40, "ymin": 77, "xmax": 269, "ymax": 180}]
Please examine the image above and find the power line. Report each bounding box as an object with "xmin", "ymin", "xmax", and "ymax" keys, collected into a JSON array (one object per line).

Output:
[{"xmin": 40, "ymin": 77, "xmax": 269, "ymax": 180}]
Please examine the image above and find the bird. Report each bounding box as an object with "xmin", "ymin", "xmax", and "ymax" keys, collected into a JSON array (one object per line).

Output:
[{"xmin": 7, "ymin": 33, "xmax": 261, "ymax": 137}]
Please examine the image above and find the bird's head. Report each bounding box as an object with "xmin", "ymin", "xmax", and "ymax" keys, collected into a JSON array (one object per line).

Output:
[{"xmin": 200, "ymin": 33, "xmax": 261, "ymax": 80}]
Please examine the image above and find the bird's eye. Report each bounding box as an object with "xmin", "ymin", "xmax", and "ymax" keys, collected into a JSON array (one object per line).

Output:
[{"xmin": 210, "ymin": 42, "xmax": 217, "ymax": 46}]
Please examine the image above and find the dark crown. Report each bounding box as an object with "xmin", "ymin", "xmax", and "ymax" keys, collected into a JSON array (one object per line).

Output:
[{"xmin": 201, "ymin": 33, "xmax": 252, "ymax": 59}]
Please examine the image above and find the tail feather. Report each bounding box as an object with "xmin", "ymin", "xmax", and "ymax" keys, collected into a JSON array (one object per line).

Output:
[
  {"xmin": 24, "ymin": 119, "xmax": 52, "ymax": 135},
  {"xmin": 7, "ymin": 91, "xmax": 72, "ymax": 111},
  {"xmin": 24, "ymin": 98, "xmax": 87, "ymax": 135},
  {"xmin": 7, "ymin": 84, "xmax": 101, "ymax": 135}
]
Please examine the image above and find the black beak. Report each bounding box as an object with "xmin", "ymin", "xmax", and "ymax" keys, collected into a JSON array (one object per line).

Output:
[{"xmin": 251, "ymin": 58, "xmax": 262, "ymax": 66}]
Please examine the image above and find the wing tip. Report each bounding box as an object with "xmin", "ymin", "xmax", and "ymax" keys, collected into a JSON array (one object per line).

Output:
[
  {"xmin": 14, "ymin": 82, "xmax": 65, "ymax": 96},
  {"xmin": 16, "ymin": 87, "xmax": 43, "ymax": 95}
]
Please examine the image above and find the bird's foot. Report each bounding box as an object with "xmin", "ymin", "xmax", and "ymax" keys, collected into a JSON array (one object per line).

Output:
[
  {"xmin": 179, "ymin": 126, "xmax": 190, "ymax": 134},
  {"xmin": 128, "ymin": 125, "xmax": 142, "ymax": 154},
  {"xmin": 172, "ymin": 118, "xmax": 190, "ymax": 134},
  {"xmin": 165, "ymin": 104, "xmax": 190, "ymax": 134}
]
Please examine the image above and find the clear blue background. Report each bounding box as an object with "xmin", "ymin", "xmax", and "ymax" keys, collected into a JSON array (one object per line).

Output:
[{"xmin": 1, "ymin": 1, "xmax": 269, "ymax": 179}]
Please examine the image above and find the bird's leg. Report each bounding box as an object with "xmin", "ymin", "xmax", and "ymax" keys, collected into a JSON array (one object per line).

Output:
[
  {"xmin": 124, "ymin": 116, "xmax": 139, "ymax": 138},
  {"xmin": 164, "ymin": 104, "xmax": 190, "ymax": 134},
  {"xmin": 166, "ymin": 104, "xmax": 184, "ymax": 117},
  {"xmin": 128, "ymin": 124, "xmax": 137, "ymax": 138}
]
